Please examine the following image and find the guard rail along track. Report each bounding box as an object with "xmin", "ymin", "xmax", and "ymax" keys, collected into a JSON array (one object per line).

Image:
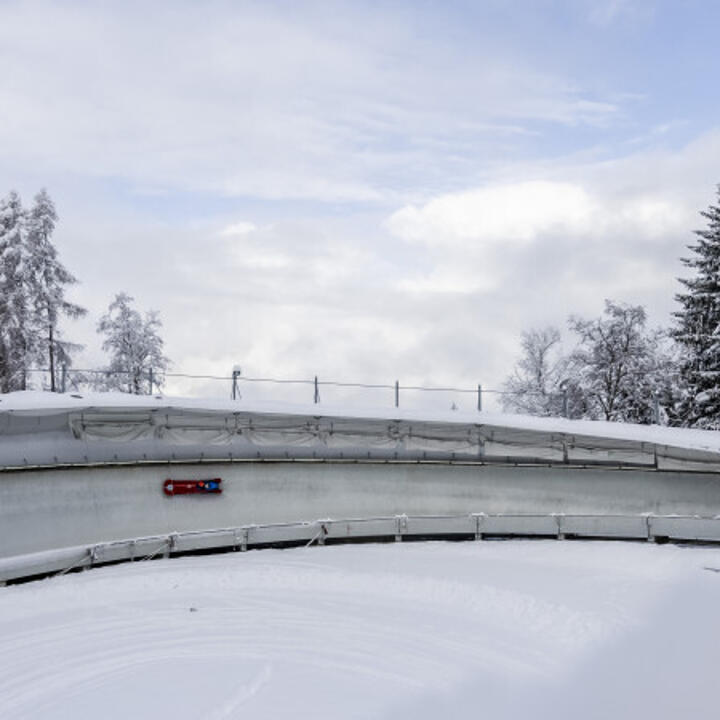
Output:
[
  {"xmin": 3, "ymin": 392, "xmax": 720, "ymax": 582},
  {"xmin": 4, "ymin": 512, "xmax": 720, "ymax": 584}
]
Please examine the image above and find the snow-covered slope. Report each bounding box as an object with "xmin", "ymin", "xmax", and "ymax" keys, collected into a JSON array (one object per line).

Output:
[{"xmin": 1, "ymin": 540, "xmax": 719, "ymax": 719}]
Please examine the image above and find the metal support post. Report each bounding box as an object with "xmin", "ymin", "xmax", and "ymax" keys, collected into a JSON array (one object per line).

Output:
[
  {"xmin": 474, "ymin": 513, "xmax": 484, "ymax": 541},
  {"xmin": 148, "ymin": 367, "xmax": 154, "ymax": 395},
  {"xmin": 395, "ymin": 515, "xmax": 408, "ymax": 542},
  {"xmin": 60, "ymin": 364, "xmax": 67, "ymax": 394},
  {"xmin": 477, "ymin": 384, "xmax": 482, "ymax": 412},
  {"xmin": 232, "ymin": 367, "xmax": 241, "ymax": 401},
  {"xmin": 653, "ymin": 393, "xmax": 660, "ymax": 425},
  {"xmin": 395, "ymin": 380, "xmax": 399, "ymax": 408},
  {"xmin": 314, "ymin": 375, "xmax": 320, "ymax": 404}
]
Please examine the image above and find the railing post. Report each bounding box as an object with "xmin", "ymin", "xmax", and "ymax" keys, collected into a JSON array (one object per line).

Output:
[
  {"xmin": 477, "ymin": 384, "xmax": 482, "ymax": 412},
  {"xmin": 653, "ymin": 393, "xmax": 660, "ymax": 424},
  {"xmin": 395, "ymin": 380, "xmax": 399, "ymax": 408},
  {"xmin": 148, "ymin": 367, "xmax": 154, "ymax": 395},
  {"xmin": 60, "ymin": 364, "xmax": 67, "ymax": 394},
  {"xmin": 314, "ymin": 375, "xmax": 320, "ymax": 404}
]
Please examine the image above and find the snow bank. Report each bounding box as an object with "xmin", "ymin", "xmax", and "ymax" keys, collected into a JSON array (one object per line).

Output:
[{"xmin": 0, "ymin": 541, "xmax": 718, "ymax": 719}]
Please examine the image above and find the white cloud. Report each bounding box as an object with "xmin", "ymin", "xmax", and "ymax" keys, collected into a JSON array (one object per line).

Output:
[
  {"xmin": 387, "ymin": 180, "xmax": 692, "ymax": 250},
  {"xmin": 387, "ymin": 182, "xmax": 597, "ymax": 247},
  {"xmin": 221, "ymin": 222, "xmax": 257, "ymax": 237},
  {"xmin": 0, "ymin": 1, "xmax": 624, "ymax": 205},
  {"xmin": 588, "ymin": 0, "xmax": 647, "ymax": 26}
]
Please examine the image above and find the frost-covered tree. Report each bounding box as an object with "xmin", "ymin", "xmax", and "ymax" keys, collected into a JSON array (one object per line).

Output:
[
  {"xmin": 672, "ymin": 187, "xmax": 720, "ymax": 428},
  {"xmin": 97, "ymin": 293, "xmax": 170, "ymax": 394},
  {"xmin": 503, "ymin": 327, "xmax": 570, "ymax": 416},
  {"xmin": 569, "ymin": 301, "xmax": 674, "ymax": 424},
  {"xmin": 502, "ymin": 326, "xmax": 588, "ymax": 419},
  {"xmin": 26, "ymin": 189, "xmax": 87, "ymax": 391},
  {"xmin": 0, "ymin": 191, "xmax": 32, "ymax": 392},
  {"xmin": 505, "ymin": 303, "xmax": 678, "ymax": 424}
]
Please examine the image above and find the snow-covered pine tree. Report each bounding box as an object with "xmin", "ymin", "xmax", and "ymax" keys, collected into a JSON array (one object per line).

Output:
[
  {"xmin": 673, "ymin": 187, "xmax": 720, "ymax": 428},
  {"xmin": 97, "ymin": 293, "xmax": 170, "ymax": 394},
  {"xmin": 26, "ymin": 189, "xmax": 87, "ymax": 391},
  {"xmin": 0, "ymin": 191, "xmax": 33, "ymax": 392}
]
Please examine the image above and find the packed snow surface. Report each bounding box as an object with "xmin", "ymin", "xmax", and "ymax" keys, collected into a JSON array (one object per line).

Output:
[{"xmin": 1, "ymin": 541, "xmax": 719, "ymax": 719}]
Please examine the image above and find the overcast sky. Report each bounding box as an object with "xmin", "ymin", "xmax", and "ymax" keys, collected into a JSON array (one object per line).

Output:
[{"xmin": 1, "ymin": 0, "xmax": 719, "ymax": 410}]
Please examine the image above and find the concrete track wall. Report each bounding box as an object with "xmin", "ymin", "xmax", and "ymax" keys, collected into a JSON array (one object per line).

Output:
[{"xmin": 4, "ymin": 460, "xmax": 720, "ymax": 560}]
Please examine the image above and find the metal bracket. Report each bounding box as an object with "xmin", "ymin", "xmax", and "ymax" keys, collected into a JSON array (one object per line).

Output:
[
  {"xmin": 395, "ymin": 514, "xmax": 408, "ymax": 542},
  {"xmin": 474, "ymin": 513, "xmax": 485, "ymax": 540},
  {"xmin": 646, "ymin": 515, "xmax": 655, "ymax": 543},
  {"xmin": 165, "ymin": 533, "xmax": 178, "ymax": 557}
]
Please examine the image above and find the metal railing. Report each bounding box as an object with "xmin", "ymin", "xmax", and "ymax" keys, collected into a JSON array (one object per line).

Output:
[
  {"xmin": 21, "ymin": 366, "xmax": 667, "ymax": 423},
  {"xmin": 4, "ymin": 512, "xmax": 720, "ymax": 584},
  {"xmin": 25, "ymin": 366, "xmax": 494, "ymax": 411}
]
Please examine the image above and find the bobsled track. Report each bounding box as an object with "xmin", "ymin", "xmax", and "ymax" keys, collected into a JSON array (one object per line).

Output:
[{"xmin": 3, "ymin": 391, "xmax": 720, "ymax": 583}]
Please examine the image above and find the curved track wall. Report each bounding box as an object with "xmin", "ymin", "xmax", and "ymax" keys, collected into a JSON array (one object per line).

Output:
[
  {"xmin": 4, "ymin": 397, "xmax": 720, "ymax": 582},
  {"xmin": 4, "ymin": 460, "xmax": 720, "ymax": 561}
]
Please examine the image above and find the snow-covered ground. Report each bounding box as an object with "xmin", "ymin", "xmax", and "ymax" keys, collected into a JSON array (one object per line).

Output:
[{"xmin": 1, "ymin": 540, "xmax": 719, "ymax": 719}]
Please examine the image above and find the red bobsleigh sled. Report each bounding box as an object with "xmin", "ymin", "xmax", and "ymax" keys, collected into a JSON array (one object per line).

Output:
[{"xmin": 163, "ymin": 478, "xmax": 222, "ymax": 496}]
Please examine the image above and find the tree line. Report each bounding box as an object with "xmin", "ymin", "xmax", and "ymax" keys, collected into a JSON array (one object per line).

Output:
[
  {"xmin": 4, "ymin": 185, "xmax": 720, "ymax": 424},
  {"xmin": 0, "ymin": 190, "xmax": 169, "ymax": 394},
  {"xmin": 502, "ymin": 185, "xmax": 720, "ymax": 429}
]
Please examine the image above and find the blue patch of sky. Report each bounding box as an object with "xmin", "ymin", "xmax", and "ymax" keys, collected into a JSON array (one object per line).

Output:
[
  {"xmin": 407, "ymin": 0, "xmax": 720, "ymax": 155},
  {"xmin": 29, "ymin": 0, "xmax": 720, "ymax": 224}
]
